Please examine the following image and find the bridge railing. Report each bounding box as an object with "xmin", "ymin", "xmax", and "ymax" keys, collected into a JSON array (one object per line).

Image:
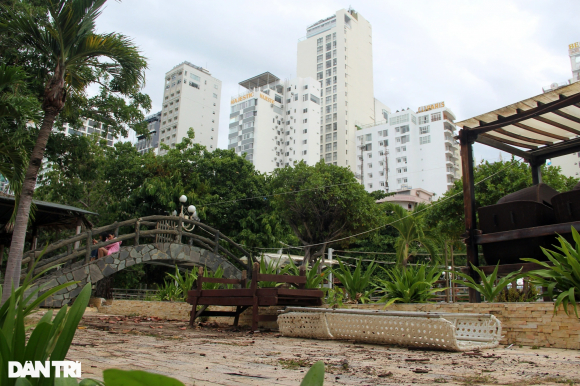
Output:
[{"xmin": 20, "ymin": 216, "xmax": 253, "ymax": 280}]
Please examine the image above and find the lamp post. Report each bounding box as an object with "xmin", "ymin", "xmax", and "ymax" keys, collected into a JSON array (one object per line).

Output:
[{"xmin": 177, "ymin": 195, "xmax": 199, "ymax": 232}]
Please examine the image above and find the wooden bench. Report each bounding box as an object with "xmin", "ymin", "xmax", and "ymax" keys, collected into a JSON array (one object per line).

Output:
[{"xmin": 187, "ymin": 262, "xmax": 324, "ymax": 330}]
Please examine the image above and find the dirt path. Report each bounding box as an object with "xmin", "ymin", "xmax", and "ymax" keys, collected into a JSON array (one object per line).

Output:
[{"xmin": 62, "ymin": 312, "xmax": 580, "ymax": 385}]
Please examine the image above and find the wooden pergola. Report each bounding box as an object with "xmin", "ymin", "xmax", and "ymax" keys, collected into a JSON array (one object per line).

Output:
[{"xmin": 455, "ymin": 82, "xmax": 580, "ymax": 302}]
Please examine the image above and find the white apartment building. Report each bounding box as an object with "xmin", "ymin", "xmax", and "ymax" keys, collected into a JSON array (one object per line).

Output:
[
  {"xmin": 228, "ymin": 72, "xmax": 322, "ymax": 174},
  {"xmin": 297, "ymin": 9, "xmax": 379, "ymax": 169},
  {"xmin": 60, "ymin": 118, "xmax": 116, "ymax": 147},
  {"xmin": 355, "ymin": 102, "xmax": 460, "ymax": 196},
  {"xmin": 158, "ymin": 61, "xmax": 221, "ymax": 155}
]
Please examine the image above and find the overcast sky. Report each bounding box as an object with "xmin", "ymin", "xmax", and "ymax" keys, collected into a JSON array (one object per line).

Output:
[{"xmin": 95, "ymin": 0, "xmax": 580, "ymax": 163}]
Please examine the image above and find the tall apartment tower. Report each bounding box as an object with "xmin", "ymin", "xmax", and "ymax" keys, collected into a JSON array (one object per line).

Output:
[
  {"xmin": 159, "ymin": 61, "xmax": 221, "ymax": 155},
  {"xmin": 355, "ymin": 103, "xmax": 461, "ymax": 196},
  {"xmin": 297, "ymin": 9, "xmax": 376, "ymax": 169},
  {"xmin": 228, "ymin": 72, "xmax": 322, "ymax": 173},
  {"xmin": 570, "ymin": 41, "xmax": 580, "ymax": 83}
]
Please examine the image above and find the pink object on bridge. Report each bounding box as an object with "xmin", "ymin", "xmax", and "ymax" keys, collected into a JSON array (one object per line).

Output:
[{"xmin": 105, "ymin": 240, "xmax": 122, "ymax": 255}]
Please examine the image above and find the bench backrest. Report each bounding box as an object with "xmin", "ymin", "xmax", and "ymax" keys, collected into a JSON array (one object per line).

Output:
[
  {"xmin": 194, "ymin": 266, "xmax": 247, "ymax": 289},
  {"xmin": 252, "ymin": 262, "xmax": 307, "ymax": 289}
]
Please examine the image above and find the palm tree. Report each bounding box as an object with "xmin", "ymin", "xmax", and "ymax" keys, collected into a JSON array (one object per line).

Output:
[
  {"xmin": 0, "ymin": 0, "xmax": 147, "ymax": 302},
  {"xmin": 384, "ymin": 202, "xmax": 438, "ymax": 267}
]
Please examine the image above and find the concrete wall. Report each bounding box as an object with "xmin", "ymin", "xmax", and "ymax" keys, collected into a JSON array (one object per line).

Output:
[{"xmin": 93, "ymin": 299, "xmax": 580, "ymax": 349}]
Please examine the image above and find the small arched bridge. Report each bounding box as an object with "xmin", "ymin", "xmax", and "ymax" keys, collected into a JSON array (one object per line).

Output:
[{"xmin": 20, "ymin": 216, "xmax": 253, "ymax": 307}]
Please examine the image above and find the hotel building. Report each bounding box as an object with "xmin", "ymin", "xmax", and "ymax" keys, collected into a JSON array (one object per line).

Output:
[
  {"xmin": 228, "ymin": 73, "xmax": 322, "ymax": 174},
  {"xmin": 135, "ymin": 112, "xmax": 161, "ymax": 155}
]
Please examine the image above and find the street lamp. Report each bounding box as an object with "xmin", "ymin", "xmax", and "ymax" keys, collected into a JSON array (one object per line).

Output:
[{"xmin": 177, "ymin": 195, "xmax": 199, "ymax": 232}]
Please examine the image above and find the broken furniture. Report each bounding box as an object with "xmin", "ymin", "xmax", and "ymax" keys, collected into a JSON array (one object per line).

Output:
[
  {"xmin": 187, "ymin": 262, "xmax": 323, "ymax": 330},
  {"xmin": 278, "ymin": 307, "xmax": 502, "ymax": 352}
]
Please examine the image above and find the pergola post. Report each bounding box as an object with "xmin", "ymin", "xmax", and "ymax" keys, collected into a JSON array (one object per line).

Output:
[
  {"xmin": 530, "ymin": 159, "xmax": 545, "ymax": 185},
  {"xmin": 459, "ymin": 129, "xmax": 481, "ymax": 303}
]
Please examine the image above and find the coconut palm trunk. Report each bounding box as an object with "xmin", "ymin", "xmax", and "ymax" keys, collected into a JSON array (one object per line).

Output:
[
  {"xmin": 0, "ymin": 0, "xmax": 146, "ymax": 302},
  {"xmin": 3, "ymin": 91, "xmax": 63, "ymax": 303}
]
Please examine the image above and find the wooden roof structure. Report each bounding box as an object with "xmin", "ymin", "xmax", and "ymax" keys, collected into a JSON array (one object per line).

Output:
[
  {"xmin": 456, "ymin": 82, "xmax": 580, "ymax": 164},
  {"xmin": 0, "ymin": 195, "xmax": 96, "ymax": 246},
  {"xmin": 456, "ymin": 81, "xmax": 580, "ymax": 303}
]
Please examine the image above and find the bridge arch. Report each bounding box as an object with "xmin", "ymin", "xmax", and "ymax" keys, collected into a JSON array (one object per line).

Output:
[{"xmin": 30, "ymin": 243, "xmax": 242, "ymax": 307}]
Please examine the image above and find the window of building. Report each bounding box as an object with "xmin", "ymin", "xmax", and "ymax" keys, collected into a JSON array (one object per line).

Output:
[
  {"xmin": 419, "ymin": 125, "xmax": 430, "ymax": 134},
  {"xmin": 431, "ymin": 112, "xmax": 442, "ymax": 122},
  {"xmin": 317, "ymin": 37, "xmax": 323, "ymax": 46},
  {"xmin": 317, "ymin": 72, "xmax": 323, "ymax": 80},
  {"xmin": 326, "ymin": 60, "xmax": 332, "ymax": 69},
  {"xmin": 213, "ymin": 93, "xmax": 217, "ymax": 98},
  {"xmin": 317, "ymin": 46, "xmax": 323, "ymax": 53},
  {"xmin": 303, "ymin": 128, "xmax": 308, "ymax": 134},
  {"xmin": 418, "ymin": 115, "xmax": 429, "ymax": 124},
  {"xmin": 317, "ymin": 55, "xmax": 323, "ymax": 63},
  {"xmin": 420, "ymin": 135, "xmax": 431, "ymax": 144},
  {"xmin": 188, "ymin": 81, "xmax": 199, "ymax": 89},
  {"xmin": 365, "ymin": 134, "xmax": 372, "ymax": 141}
]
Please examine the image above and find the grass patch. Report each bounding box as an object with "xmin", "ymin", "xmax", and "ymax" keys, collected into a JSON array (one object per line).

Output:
[
  {"xmin": 454, "ymin": 374, "xmax": 498, "ymax": 385},
  {"xmin": 278, "ymin": 359, "xmax": 310, "ymax": 370}
]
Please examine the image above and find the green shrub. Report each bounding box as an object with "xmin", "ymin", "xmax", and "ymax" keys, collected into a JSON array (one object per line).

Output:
[
  {"xmin": 523, "ymin": 227, "xmax": 580, "ymax": 317},
  {"xmin": 0, "ymin": 253, "xmax": 92, "ymax": 386},
  {"xmin": 494, "ymin": 285, "xmax": 538, "ymax": 302},
  {"xmin": 283, "ymin": 257, "xmax": 330, "ymax": 289},
  {"xmin": 330, "ymin": 259, "xmax": 376, "ymax": 303},
  {"xmin": 451, "ymin": 263, "xmax": 525, "ymax": 302},
  {"xmin": 257, "ymin": 255, "xmax": 284, "ymax": 288},
  {"xmin": 376, "ymin": 264, "xmax": 445, "ymax": 306}
]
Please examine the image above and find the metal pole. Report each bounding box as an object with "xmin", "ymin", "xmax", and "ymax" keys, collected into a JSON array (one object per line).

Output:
[{"xmin": 326, "ymin": 248, "xmax": 334, "ymax": 289}]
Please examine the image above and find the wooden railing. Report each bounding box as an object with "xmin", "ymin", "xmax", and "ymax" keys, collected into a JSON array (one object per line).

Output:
[{"xmin": 20, "ymin": 216, "xmax": 253, "ymax": 280}]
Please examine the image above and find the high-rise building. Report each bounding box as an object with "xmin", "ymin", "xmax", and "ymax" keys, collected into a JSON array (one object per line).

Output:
[
  {"xmin": 228, "ymin": 73, "xmax": 322, "ymax": 173},
  {"xmin": 297, "ymin": 9, "xmax": 378, "ymax": 169},
  {"xmin": 159, "ymin": 61, "xmax": 221, "ymax": 155},
  {"xmin": 135, "ymin": 112, "xmax": 161, "ymax": 155},
  {"xmin": 355, "ymin": 102, "xmax": 460, "ymax": 196},
  {"xmin": 59, "ymin": 118, "xmax": 116, "ymax": 147}
]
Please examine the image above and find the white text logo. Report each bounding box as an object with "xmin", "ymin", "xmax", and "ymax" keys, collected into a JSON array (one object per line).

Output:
[{"xmin": 8, "ymin": 361, "xmax": 81, "ymax": 378}]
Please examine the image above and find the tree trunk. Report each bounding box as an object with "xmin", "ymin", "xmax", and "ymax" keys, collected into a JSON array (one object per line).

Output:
[{"xmin": 2, "ymin": 110, "xmax": 58, "ymax": 303}]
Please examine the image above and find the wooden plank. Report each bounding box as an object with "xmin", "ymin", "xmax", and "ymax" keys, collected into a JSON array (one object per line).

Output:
[
  {"xmin": 200, "ymin": 277, "xmax": 242, "ymax": 284},
  {"xmin": 192, "ymin": 289, "xmax": 253, "ymax": 297},
  {"xmin": 511, "ymin": 122, "xmax": 568, "ymax": 140},
  {"xmin": 255, "ymin": 288, "xmax": 279, "ymax": 297},
  {"xmin": 197, "ymin": 297, "xmax": 255, "ymax": 306},
  {"xmin": 531, "ymin": 115, "xmax": 580, "ymax": 135},
  {"xmin": 475, "ymin": 134, "xmax": 532, "ymax": 160},
  {"xmin": 258, "ymin": 296, "xmax": 278, "ymax": 306},
  {"xmin": 459, "ymin": 129, "xmax": 481, "ymax": 303},
  {"xmin": 474, "ymin": 221, "xmax": 580, "ymax": 244},
  {"xmin": 465, "ymin": 92, "xmax": 580, "ymax": 136},
  {"xmin": 277, "ymin": 288, "xmax": 324, "ymax": 297},
  {"xmin": 494, "ymin": 128, "xmax": 553, "ymax": 145},
  {"xmin": 480, "ymin": 133, "xmax": 538, "ymax": 149}
]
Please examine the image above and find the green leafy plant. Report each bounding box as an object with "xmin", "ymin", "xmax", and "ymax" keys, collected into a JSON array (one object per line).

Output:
[
  {"xmin": 323, "ymin": 287, "xmax": 345, "ymax": 308},
  {"xmin": 495, "ymin": 285, "xmax": 538, "ymax": 302},
  {"xmin": 330, "ymin": 259, "xmax": 377, "ymax": 303},
  {"xmin": 154, "ymin": 280, "xmax": 182, "ymax": 302},
  {"xmin": 377, "ymin": 264, "xmax": 446, "ymax": 306},
  {"xmin": 0, "ymin": 252, "xmax": 92, "ymax": 386},
  {"xmin": 257, "ymin": 255, "xmax": 284, "ymax": 288},
  {"xmin": 300, "ymin": 361, "xmax": 325, "ymax": 386},
  {"xmin": 451, "ymin": 263, "xmax": 525, "ymax": 302},
  {"xmin": 283, "ymin": 257, "xmax": 330, "ymax": 289},
  {"xmin": 165, "ymin": 266, "xmax": 197, "ymax": 301},
  {"xmin": 523, "ymin": 228, "xmax": 580, "ymax": 317},
  {"xmin": 202, "ymin": 266, "xmax": 229, "ymax": 290}
]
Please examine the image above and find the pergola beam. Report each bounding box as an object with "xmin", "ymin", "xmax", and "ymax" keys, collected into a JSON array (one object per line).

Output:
[
  {"xmin": 465, "ymin": 92, "xmax": 580, "ymax": 136},
  {"xmin": 475, "ymin": 134, "xmax": 534, "ymax": 161}
]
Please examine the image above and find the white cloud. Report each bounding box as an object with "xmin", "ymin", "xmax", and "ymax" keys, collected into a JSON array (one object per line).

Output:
[{"xmin": 95, "ymin": 0, "xmax": 580, "ymax": 161}]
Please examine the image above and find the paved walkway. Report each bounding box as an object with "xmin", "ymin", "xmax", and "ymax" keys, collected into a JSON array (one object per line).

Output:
[{"xmin": 59, "ymin": 310, "xmax": 580, "ymax": 385}]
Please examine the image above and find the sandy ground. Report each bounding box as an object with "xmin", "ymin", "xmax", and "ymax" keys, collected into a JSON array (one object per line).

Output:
[{"xmin": 46, "ymin": 310, "xmax": 580, "ymax": 385}]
